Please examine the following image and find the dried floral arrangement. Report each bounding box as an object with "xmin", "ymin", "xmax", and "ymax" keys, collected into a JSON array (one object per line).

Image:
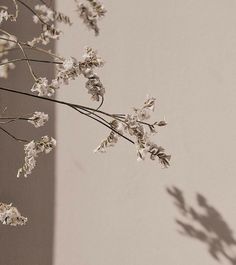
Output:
[{"xmin": 0, "ymin": 0, "xmax": 171, "ymax": 226}]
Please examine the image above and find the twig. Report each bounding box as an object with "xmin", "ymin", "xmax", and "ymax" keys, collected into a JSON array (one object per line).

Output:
[{"xmin": 0, "ymin": 126, "xmax": 29, "ymax": 143}]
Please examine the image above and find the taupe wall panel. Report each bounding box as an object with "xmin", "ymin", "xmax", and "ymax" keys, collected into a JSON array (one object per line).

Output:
[{"xmin": 0, "ymin": 1, "xmax": 55, "ymax": 264}]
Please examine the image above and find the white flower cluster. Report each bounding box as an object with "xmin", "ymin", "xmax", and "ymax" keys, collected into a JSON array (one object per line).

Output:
[
  {"xmin": 31, "ymin": 47, "xmax": 105, "ymax": 101},
  {"xmin": 30, "ymin": 57, "xmax": 79, "ymax": 96},
  {"xmin": 28, "ymin": 111, "xmax": 49, "ymax": 128},
  {"xmin": 95, "ymin": 96, "xmax": 171, "ymax": 167},
  {"xmin": 31, "ymin": 77, "xmax": 56, "ymax": 97},
  {"xmin": 79, "ymin": 47, "xmax": 105, "ymax": 101},
  {"xmin": 56, "ymin": 57, "xmax": 80, "ymax": 85},
  {"xmin": 17, "ymin": 136, "xmax": 56, "ymax": 178},
  {"xmin": 76, "ymin": 0, "xmax": 106, "ymax": 36},
  {"xmin": 0, "ymin": 202, "xmax": 27, "ymax": 226}
]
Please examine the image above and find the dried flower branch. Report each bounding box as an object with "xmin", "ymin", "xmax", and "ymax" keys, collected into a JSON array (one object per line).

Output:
[
  {"xmin": 0, "ymin": 0, "xmax": 171, "ymax": 226},
  {"xmin": 95, "ymin": 96, "xmax": 171, "ymax": 167}
]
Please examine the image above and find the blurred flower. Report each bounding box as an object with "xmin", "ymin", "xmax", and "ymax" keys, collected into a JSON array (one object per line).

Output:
[
  {"xmin": 0, "ymin": 59, "xmax": 15, "ymax": 78},
  {"xmin": 0, "ymin": 9, "xmax": 9, "ymax": 25},
  {"xmin": 75, "ymin": 0, "xmax": 106, "ymax": 36},
  {"xmin": 0, "ymin": 34, "xmax": 17, "ymax": 58}
]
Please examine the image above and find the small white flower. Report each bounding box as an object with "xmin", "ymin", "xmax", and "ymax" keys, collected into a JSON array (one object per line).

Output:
[
  {"xmin": 31, "ymin": 77, "xmax": 55, "ymax": 97},
  {"xmin": 63, "ymin": 57, "xmax": 75, "ymax": 71},
  {"xmin": 34, "ymin": 5, "xmax": 54, "ymax": 23},
  {"xmin": 33, "ymin": 15, "xmax": 39, "ymax": 23},
  {"xmin": 54, "ymin": 57, "xmax": 80, "ymax": 87},
  {"xmin": 28, "ymin": 111, "xmax": 49, "ymax": 128}
]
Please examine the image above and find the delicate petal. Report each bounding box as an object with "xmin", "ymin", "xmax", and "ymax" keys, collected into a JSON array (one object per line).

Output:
[
  {"xmin": 28, "ymin": 111, "xmax": 49, "ymax": 128},
  {"xmin": 17, "ymin": 136, "xmax": 56, "ymax": 178}
]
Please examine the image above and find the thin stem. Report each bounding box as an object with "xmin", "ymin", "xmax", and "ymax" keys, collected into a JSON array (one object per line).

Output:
[
  {"xmin": 0, "ymin": 42, "xmax": 62, "ymax": 60},
  {"xmin": 0, "ymin": 86, "xmax": 134, "ymax": 144},
  {"xmin": 0, "ymin": 126, "xmax": 29, "ymax": 143},
  {"xmin": 17, "ymin": 42, "xmax": 37, "ymax": 80},
  {"xmin": 76, "ymin": 105, "xmax": 111, "ymax": 126},
  {"xmin": 39, "ymin": 0, "xmax": 53, "ymax": 7},
  {"xmin": 117, "ymin": 116, "xmax": 154, "ymax": 128},
  {"xmin": 0, "ymin": 113, "xmax": 33, "ymax": 124},
  {"xmin": 0, "ymin": 86, "xmax": 77, "ymax": 107},
  {"xmin": 81, "ymin": 95, "xmax": 104, "ymax": 118},
  {"xmin": 0, "ymin": 118, "xmax": 28, "ymax": 125},
  {"xmin": 96, "ymin": 95, "xmax": 104, "ymax": 110},
  {"xmin": 23, "ymin": 44, "xmax": 62, "ymax": 60},
  {"xmin": 0, "ymin": 58, "xmax": 62, "ymax": 66},
  {"xmin": 71, "ymin": 106, "xmax": 134, "ymax": 144},
  {"xmin": 0, "ymin": 86, "xmax": 109, "ymax": 117},
  {"xmin": 0, "ymin": 117, "xmax": 28, "ymax": 120},
  {"xmin": 0, "ymin": 86, "xmax": 153, "ymax": 130}
]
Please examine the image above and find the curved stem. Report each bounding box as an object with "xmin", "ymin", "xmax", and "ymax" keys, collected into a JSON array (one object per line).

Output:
[
  {"xmin": 11, "ymin": 0, "xmax": 19, "ymax": 20},
  {"xmin": 0, "ymin": 86, "xmax": 134, "ymax": 144},
  {"xmin": 0, "ymin": 126, "xmax": 29, "ymax": 143},
  {"xmin": 23, "ymin": 44, "xmax": 62, "ymax": 60},
  {"xmin": 17, "ymin": 42, "xmax": 38, "ymax": 80},
  {"xmin": 71, "ymin": 106, "xmax": 134, "ymax": 144}
]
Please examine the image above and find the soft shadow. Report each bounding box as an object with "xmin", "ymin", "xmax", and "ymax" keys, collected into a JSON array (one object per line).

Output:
[{"xmin": 167, "ymin": 186, "xmax": 236, "ymax": 265}]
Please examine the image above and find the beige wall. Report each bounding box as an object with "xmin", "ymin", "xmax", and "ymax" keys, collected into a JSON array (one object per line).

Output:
[{"xmin": 55, "ymin": 1, "xmax": 236, "ymax": 265}]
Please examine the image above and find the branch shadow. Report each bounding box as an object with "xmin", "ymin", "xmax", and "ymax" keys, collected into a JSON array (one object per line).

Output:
[{"xmin": 167, "ymin": 186, "xmax": 236, "ymax": 265}]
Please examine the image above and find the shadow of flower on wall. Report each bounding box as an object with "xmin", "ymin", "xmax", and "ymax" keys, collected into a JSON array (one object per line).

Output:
[{"xmin": 167, "ymin": 186, "xmax": 236, "ymax": 265}]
